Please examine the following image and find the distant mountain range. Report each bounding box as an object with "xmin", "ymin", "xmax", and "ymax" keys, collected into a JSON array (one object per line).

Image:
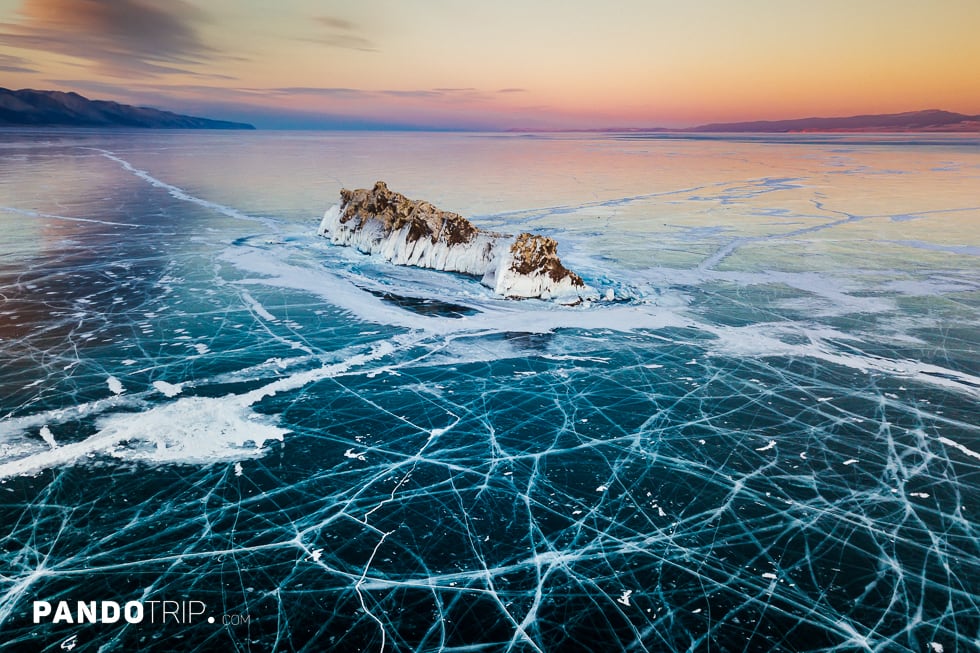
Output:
[
  {"xmin": 2, "ymin": 88, "xmax": 977, "ymax": 133},
  {"xmin": 689, "ymin": 109, "xmax": 979, "ymax": 133},
  {"xmin": 0, "ymin": 88, "xmax": 255, "ymax": 129},
  {"xmin": 513, "ymin": 109, "xmax": 980, "ymax": 134}
]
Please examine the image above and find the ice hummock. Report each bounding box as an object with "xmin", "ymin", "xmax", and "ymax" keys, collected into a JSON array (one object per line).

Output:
[{"xmin": 317, "ymin": 182, "xmax": 597, "ymax": 303}]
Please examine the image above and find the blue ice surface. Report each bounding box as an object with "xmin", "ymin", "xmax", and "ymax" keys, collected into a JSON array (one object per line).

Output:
[{"xmin": 0, "ymin": 129, "xmax": 977, "ymax": 652}]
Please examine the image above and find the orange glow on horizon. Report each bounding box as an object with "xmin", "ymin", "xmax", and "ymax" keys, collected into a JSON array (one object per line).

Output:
[{"xmin": 0, "ymin": 0, "xmax": 977, "ymax": 128}]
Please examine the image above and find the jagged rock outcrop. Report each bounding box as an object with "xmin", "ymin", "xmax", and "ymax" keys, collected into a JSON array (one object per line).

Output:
[{"xmin": 318, "ymin": 181, "xmax": 595, "ymax": 302}]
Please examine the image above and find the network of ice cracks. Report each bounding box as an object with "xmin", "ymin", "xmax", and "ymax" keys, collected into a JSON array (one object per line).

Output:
[{"xmin": 0, "ymin": 145, "xmax": 977, "ymax": 652}]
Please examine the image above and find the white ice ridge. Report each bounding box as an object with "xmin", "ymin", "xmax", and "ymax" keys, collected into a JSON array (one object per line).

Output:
[
  {"xmin": 223, "ymin": 245, "xmax": 684, "ymax": 336},
  {"xmin": 0, "ymin": 339, "xmax": 403, "ymax": 479},
  {"xmin": 87, "ymin": 148, "xmax": 280, "ymax": 230},
  {"xmin": 0, "ymin": 205, "xmax": 142, "ymax": 228},
  {"xmin": 939, "ymin": 436, "xmax": 980, "ymax": 462},
  {"xmin": 317, "ymin": 182, "xmax": 598, "ymax": 303}
]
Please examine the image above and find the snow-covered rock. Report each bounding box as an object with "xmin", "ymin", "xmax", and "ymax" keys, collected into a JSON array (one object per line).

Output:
[{"xmin": 318, "ymin": 181, "xmax": 596, "ymax": 302}]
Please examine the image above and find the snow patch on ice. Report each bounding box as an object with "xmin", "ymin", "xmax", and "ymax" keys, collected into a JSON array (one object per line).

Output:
[
  {"xmin": 153, "ymin": 380, "xmax": 183, "ymax": 397},
  {"xmin": 703, "ymin": 322, "xmax": 980, "ymax": 399},
  {"xmin": 39, "ymin": 426, "xmax": 57, "ymax": 449},
  {"xmin": 0, "ymin": 396, "xmax": 286, "ymax": 478},
  {"xmin": 107, "ymin": 376, "xmax": 124, "ymax": 395},
  {"xmin": 1, "ymin": 339, "xmax": 404, "ymax": 478},
  {"xmin": 224, "ymin": 245, "xmax": 684, "ymax": 336},
  {"xmin": 101, "ymin": 396, "xmax": 287, "ymax": 463},
  {"xmin": 344, "ymin": 448, "xmax": 367, "ymax": 462},
  {"xmin": 242, "ymin": 290, "xmax": 277, "ymax": 321},
  {"xmin": 939, "ymin": 436, "xmax": 980, "ymax": 461}
]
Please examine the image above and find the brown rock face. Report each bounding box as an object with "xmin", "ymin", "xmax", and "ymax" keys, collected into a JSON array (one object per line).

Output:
[
  {"xmin": 339, "ymin": 181, "xmax": 481, "ymax": 246},
  {"xmin": 509, "ymin": 233, "xmax": 586, "ymax": 286},
  {"xmin": 326, "ymin": 181, "xmax": 594, "ymax": 301}
]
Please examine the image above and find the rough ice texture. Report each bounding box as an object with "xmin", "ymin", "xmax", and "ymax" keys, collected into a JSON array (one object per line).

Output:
[{"xmin": 318, "ymin": 181, "xmax": 595, "ymax": 302}]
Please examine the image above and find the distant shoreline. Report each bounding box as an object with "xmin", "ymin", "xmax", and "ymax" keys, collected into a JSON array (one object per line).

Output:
[
  {"xmin": 0, "ymin": 88, "xmax": 255, "ymax": 130},
  {"xmin": 505, "ymin": 110, "xmax": 980, "ymax": 134},
  {"xmin": 1, "ymin": 89, "xmax": 976, "ymax": 133}
]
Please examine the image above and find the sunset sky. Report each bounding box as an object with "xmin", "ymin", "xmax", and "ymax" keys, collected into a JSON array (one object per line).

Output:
[{"xmin": 1, "ymin": 0, "xmax": 978, "ymax": 129}]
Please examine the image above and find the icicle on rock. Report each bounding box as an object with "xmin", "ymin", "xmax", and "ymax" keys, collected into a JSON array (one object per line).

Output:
[{"xmin": 318, "ymin": 181, "xmax": 597, "ymax": 302}]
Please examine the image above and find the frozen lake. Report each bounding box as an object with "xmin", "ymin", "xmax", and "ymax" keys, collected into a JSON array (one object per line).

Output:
[{"xmin": 0, "ymin": 129, "xmax": 978, "ymax": 651}]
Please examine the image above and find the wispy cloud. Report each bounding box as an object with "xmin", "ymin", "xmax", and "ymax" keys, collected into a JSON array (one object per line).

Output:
[
  {"xmin": 265, "ymin": 87, "xmax": 365, "ymax": 98},
  {"xmin": 0, "ymin": 53, "xmax": 36, "ymax": 73},
  {"xmin": 316, "ymin": 17, "xmax": 355, "ymax": 31},
  {"xmin": 0, "ymin": 0, "xmax": 214, "ymax": 77},
  {"xmin": 311, "ymin": 15, "xmax": 376, "ymax": 52},
  {"xmin": 50, "ymin": 82, "xmax": 501, "ymax": 105},
  {"xmin": 265, "ymin": 87, "xmax": 491, "ymax": 102},
  {"xmin": 49, "ymin": 79, "xmax": 257, "ymax": 103},
  {"xmin": 41, "ymin": 80, "xmax": 541, "ymax": 130},
  {"xmin": 380, "ymin": 89, "xmax": 443, "ymax": 99},
  {"xmin": 45, "ymin": 78, "xmax": 477, "ymax": 130},
  {"xmin": 497, "ymin": 88, "xmax": 527, "ymax": 93}
]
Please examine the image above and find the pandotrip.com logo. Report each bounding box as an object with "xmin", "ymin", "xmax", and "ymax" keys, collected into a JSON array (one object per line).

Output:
[
  {"xmin": 34, "ymin": 599, "xmax": 213, "ymax": 626},
  {"xmin": 31, "ymin": 597, "xmax": 251, "ymax": 648}
]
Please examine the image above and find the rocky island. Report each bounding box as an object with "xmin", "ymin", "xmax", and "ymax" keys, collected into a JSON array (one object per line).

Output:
[{"xmin": 318, "ymin": 182, "xmax": 596, "ymax": 302}]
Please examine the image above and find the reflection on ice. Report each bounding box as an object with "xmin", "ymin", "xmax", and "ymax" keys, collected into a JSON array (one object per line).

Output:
[
  {"xmin": 0, "ymin": 130, "xmax": 977, "ymax": 651},
  {"xmin": 365, "ymin": 288, "xmax": 480, "ymax": 318}
]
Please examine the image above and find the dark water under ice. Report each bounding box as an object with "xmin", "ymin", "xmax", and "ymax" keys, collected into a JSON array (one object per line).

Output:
[{"xmin": 0, "ymin": 129, "xmax": 978, "ymax": 652}]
